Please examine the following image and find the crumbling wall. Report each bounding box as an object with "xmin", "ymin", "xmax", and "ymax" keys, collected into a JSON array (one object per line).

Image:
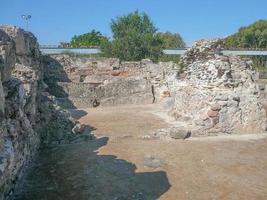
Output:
[
  {"xmin": 168, "ymin": 39, "xmax": 266, "ymax": 135},
  {"xmin": 0, "ymin": 26, "xmax": 83, "ymax": 199},
  {"xmin": 0, "ymin": 26, "xmax": 42, "ymax": 198},
  {"xmin": 43, "ymin": 55, "xmax": 180, "ymax": 108},
  {"xmin": 56, "ymin": 78, "xmax": 153, "ymax": 108}
]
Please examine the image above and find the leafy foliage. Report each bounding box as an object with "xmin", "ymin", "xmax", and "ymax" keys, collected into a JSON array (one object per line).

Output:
[
  {"xmin": 156, "ymin": 32, "xmax": 185, "ymax": 63},
  {"xmin": 157, "ymin": 32, "xmax": 185, "ymax": 48},
  {"xmin": 70, "ymin": 30, "xmax": 109, "ymax": 47},
  {"xmin": 224, "ymin": 20, "xmax": 267, "ymax": 69},
  {"xmin": 110, "ymin": 11, "xmax": 163, "ymax": 61},
  {"xmin": 225, "ymin": 20, "xmax": 267, "ymax": 48},
  {"xmin": 99, "ymin": 39, "xmax": 113, "ymax": 58},
  {"xmin": 159, "ymin": 54, "xmax": 181, "ymax": 64},
  {"xmin": 67, "ymin": 11, "xmax": 186, "ymax": 62}
]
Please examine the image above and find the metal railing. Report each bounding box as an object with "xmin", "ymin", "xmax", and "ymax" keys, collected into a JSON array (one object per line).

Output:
[{"xmin": 39, "ymin": 45, "xmax": 267, "ymax": 56}]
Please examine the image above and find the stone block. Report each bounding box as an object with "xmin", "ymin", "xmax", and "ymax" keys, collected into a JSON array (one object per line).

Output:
[
  {"xmin": 207, "ymin": 110, "xmax": 219, "ymax": 118},
  {"xmin": 169, "ymin": 127, "xmax": 191, "ymax": 139}
]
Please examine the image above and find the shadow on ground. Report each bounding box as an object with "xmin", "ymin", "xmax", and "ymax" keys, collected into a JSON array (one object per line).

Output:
[
  {"xmin": 12, "ymin": 55, "xmax": 170, "ymax": 200},
  {"xmin": 13, "ymin": 137, "xmax": 170, "ymax": 200},
  {"xmin": 69, "ymin": 109, "xmax": 88, "ymax": 120}
]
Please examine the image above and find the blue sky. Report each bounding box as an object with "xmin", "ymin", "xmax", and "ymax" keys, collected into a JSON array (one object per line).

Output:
[{"xmin": 1, "ymin": 0, "xmax": 267, "ymax": 46}]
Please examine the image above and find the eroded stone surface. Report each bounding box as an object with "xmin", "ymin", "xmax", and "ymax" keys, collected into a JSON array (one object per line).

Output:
[
  {"xmin": 0, "ymin": 26, "xmax": 84, "ymax": 199},
  {"xmin": 1, "ymin": 27, "xmax": 266, "ymax": 200},
  {"xmin": 168, "ymin": 39, "xmax": 266, "ymax": 135},
  {"xmin": 43, "ymin": 55, "xmax": 181, "ymax": 108}
]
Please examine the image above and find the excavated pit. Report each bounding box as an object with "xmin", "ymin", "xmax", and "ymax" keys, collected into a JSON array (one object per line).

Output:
[
  {"xmin": 1, "ymin": 30, "xmax": 267, "ymax": 200},
  {"xmin": 13, "ymin": 104, "xmax": 267, "ymax": 200}
]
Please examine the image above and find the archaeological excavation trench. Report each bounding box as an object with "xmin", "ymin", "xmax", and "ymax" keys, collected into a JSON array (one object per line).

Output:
[{"xmin": 1, "ymin": 26, "xmax": 267, "ymax": 200}]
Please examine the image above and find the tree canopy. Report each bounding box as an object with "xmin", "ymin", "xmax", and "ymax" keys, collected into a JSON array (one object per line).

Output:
[
  {"xmin": 224, "ymin": 20, "xmax": 267, "ymax": 69},
  {"xmin": 110, "ymin": 10, "xmax": 162, "ymax": 61},
  {"xmin": 225, "ymin": 20, "xmax": 267, "ymax": 49},
  {"xmin": 70, "ymin": 29, "xmax": 109, "ymax": 47},
  {"xmin": 157, "ymin": 32, "xmax": 185, "ymax": 48},
  {"xmin": 67, "ymin": 11, "xmax": 186, "ymax": 62}
]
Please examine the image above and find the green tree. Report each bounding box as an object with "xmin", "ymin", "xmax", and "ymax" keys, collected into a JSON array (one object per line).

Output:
[
  {"xmin": 157, "ymin": 32, "xmax": 185, "ymax": 48},
  {"xmin": 99, "ymin": 39, "xmax": 113, "ymax": 57},
  {"xmin": 225, "ymin": 20, "xmax": 267, "ymax": 48},
  {"xmin": 156, "ymin": 32, "xmax": 186, "ymax": 63},
  {"xmin": 110, "ymin": 11, "xmax": 163, "ymax": 61},
  {"xmin": 70, "ymin": 29, "xmax": 109, "ymax": 48},
  {"xmin": 224, "ymin": 20, "xmax": 267, "ymax": 69}
]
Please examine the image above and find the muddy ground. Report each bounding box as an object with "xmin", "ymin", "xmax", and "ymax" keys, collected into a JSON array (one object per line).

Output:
[{"xmin": 14, "ymin": 104, "xmax": 267, "ymax": 200}]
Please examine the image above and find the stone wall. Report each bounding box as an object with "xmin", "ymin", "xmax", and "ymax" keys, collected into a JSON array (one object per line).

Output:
[
  {"xmin": 166, "ymin": 39, "xmax": 266, "ymax": 136},
  {"xmin": 43, "ymin": 55, "xmax": 180, "ymax": 108},
  {"xmin": 56, "ymin": 78, "xmax": 153, "ymax": 108},
  {"xmin": 42, "ymin": 41, "xmax": 267, "ymax": 137},
  {"xmin": 0, "ymin": 26, "xmax": 82, "ymax": 199},
  {"xmin": 0, "ymin": 26, "xmax": 42, "ymax": 198}
]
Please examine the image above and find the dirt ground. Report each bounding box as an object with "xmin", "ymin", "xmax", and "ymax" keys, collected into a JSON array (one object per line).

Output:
[
  {"xmin": 76, "ymin": 104, "xmax": 267, "ymax": 200},
  {"xmin": 14, "ymin": 104, "xmax": 267, "ymax": 200}
]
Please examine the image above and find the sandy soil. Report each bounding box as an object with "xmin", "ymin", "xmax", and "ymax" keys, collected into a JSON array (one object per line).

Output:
[
  {"xmin": 76, "ymin": 104, "xmax": 267, "ymax": 200},
  {"xmin": 14, "ymin": 104, "xmax": 267, "ymax": 200}
]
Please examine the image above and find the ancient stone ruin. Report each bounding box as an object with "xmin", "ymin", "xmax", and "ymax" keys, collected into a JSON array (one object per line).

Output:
[
  {"xmin": 43, "ymin": 55, "xmax": 180, "ymax": 108},
  {"xmin": 0, "ymin": 26, "xmax": 266, "ymax": 199},
  {"xmin": 0, "ymin": 26, "xmax": 89, "ymax": 199},
  {"xmin": 167, "ymin": 39, "xmax": 266, "ymax": 136}
]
